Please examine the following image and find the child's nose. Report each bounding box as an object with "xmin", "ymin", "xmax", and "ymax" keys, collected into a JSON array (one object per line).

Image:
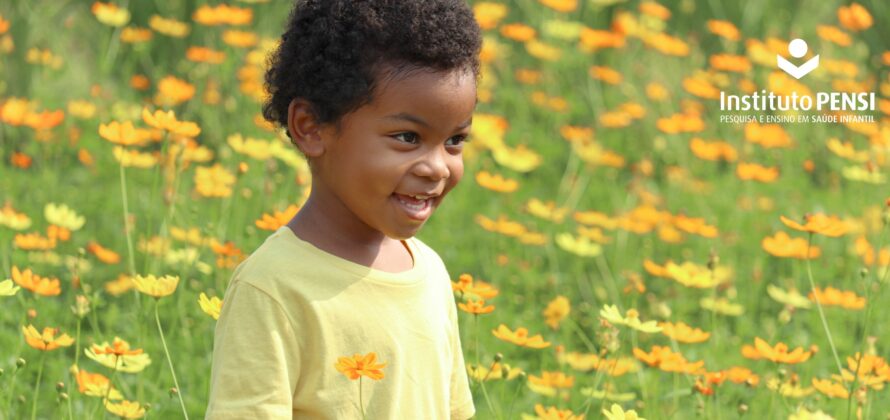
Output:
[{"xmin": 414, "ymin": 145, "xmax": 452, "ymax": 181}]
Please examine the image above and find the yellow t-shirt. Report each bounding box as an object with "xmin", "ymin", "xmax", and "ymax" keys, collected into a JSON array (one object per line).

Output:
[{"xmin": 205, "ymin": 226, "xmax": 475, "ymax": 419}]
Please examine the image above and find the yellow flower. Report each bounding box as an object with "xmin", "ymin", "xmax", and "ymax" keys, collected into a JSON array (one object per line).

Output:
[
  {"xmin": 492, "ymin": 144, "xmax": 542, "ymax": 173},
  {"xmin": 538, "ymin": 0, "xmax": 578, "ymax": 13},
  {"xmin": 700, "ymin": 297, "xmax": 744, "ymax": 316},
  {"xmin": 85, "ymin": 338, "xmax": 151, "ymax": 373},
  {"xmin": 555, "ymin": 232, "xmax": 602, "ymax": 257},
  {"xmin": 255, "ymin": 205, "xmax": 300, "ymax": 231},
  {"xmin": 91, "ymin": 2, "xmax": 130, "ymax": 27},
  {"xmin": 531, "ymin": 403, "xmax": 585, "ymax": 420},
  {"xmin": 198, "ymin": 292, "xmax": 223, "ymax": 320},
  {"xmin": 475, "ymin": 170, "xmax": 519, "ymax": 193},
  {"xmin": 492, "ymin": 324, "xmax": 551, "ymax": 349},
  {"xmin": 458, "ymin": 298, "xmax": 495, "ymax": 315},
  {"xmin": 133, "ymin": 274, "xmax": 179, "ymax": 298},
  {"xmin": 104, "ymin": 400, "xmax": 146, "ymax": 419},
  {"xmin": 334, "ymin": 352, "xmax": 386, "ymax": 380},
  {"xmin": 664, "ymin": 261, "xmax": 731, "ymax": 288},
  {"xmin": 603, "ymin": 403, "xmax": 645, "ymax": 420},
  {"xmin": 142, "ymin": 107, "xmax": 201, "ymax": 137},
  {"xmin": 113, "ymin": 147, "xmax": 158, "ymax": 168},
  {"xmin": 811, "ymin": 378, "xmax": 849, "ymax": 399},
  {"xmin": 0, "ymin": 279, "xmax": 21, "ymax": 296},
  {"xmin": 154, "ymin": 75, "xmax": 195, "ymax": 106},
  {"xmin": 467, "ymin": 362, "xmax": 523, "ymax": 381},
  {"xmin": 780, "ymin": 214, "xmax": 848, "ymax": 237},
  {"xmin": 599, "ymin": 305, "xmax": 662, "ymax": 333},
  {"xmin": 227, "ymin": 134, "xmax": 275, "ymax": 160},
  {"xmin": 741, "ymin": 337, "xmax": 814, "ymax": 364},
  {"xmin": 149, "ymin": 15, "xmax": 190, "ymax": 38},
  {"xmin": 0, "ymin": 203, "xmax": 32, "ymax": 230},
  {"xmin": 195, "ymin": 164, "xmax": 236, "ymax": 198},
  {"xmin": 658, "ymin": 321, "xmax": 710, "ymax": 343},
  {"xmin": 766, "ymin": 285, "xmax": 812, "ymax": 309},
  {"xmin": 527, "ymin": 371, "xmax": 574, "ymax": 396},
  {"xmin": 542, "ymin": 296, "xmax": 570, "ymax": 329},
  {"xmin": 44, "ymin": 203, "xmax": 85, "ymax": 231},
  {"xmin": 99, "ymin": 120, "xmax": 151, "ymax": 146},
  {"xmin": 22, "ymin": 325, "xmax": 74, "ymax": 351},
  {"xmin": 472, "ymin": 3, "xmax": 508, "ymax": 30}
]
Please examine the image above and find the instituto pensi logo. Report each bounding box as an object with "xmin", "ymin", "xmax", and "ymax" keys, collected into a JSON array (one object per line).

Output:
[
  {"xmin": 777, "ymin": 39, "xmax": 819, "ymax": 79},
  {"xmin": 719, "ymin": 37, "xmax": 876, "ymax": 124}
]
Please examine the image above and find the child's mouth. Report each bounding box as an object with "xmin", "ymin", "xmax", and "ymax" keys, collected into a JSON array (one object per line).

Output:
[{"xmin": 391, "ymin": 193, "xmax": 434, "ymax": 221}]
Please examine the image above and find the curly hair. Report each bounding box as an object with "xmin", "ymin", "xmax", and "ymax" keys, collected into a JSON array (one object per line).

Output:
[{"xmin": 262, "ymin": 0, "xmax": 483, "ymax": 135}]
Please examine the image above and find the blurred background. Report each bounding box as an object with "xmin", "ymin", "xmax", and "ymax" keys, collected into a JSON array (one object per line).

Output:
[{"xmin": 1, "ymin": 0, "xmax": 889, "ymax": 418}]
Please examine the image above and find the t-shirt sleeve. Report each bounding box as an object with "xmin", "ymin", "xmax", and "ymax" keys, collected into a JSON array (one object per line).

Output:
[
  {"xmin": 448, "ymin": 294, "xmax": 476, "ymax": 420},
  {"xmin": 205, "ymin": 281, "xmax": 301, "ymax": 419}
]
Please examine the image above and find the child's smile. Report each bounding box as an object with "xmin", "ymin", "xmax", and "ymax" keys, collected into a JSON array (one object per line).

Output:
[{"xmin": 288, "ymin": 66, "xmax": 477, "ymax": 254}]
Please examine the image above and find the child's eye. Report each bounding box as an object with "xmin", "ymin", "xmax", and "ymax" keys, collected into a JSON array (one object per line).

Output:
[
  {"xmin": 446, "ymin": 134, "xmax": 469, "ymax": 147},
  {"xmin": 392, "ymin": 132, "xmax": 420, "ymax": 144}
]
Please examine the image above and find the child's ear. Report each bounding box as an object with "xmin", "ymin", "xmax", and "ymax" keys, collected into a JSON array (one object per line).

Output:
[{"xmin": 287, "ymin": 99, "xmax": 325, "ymax": 158}]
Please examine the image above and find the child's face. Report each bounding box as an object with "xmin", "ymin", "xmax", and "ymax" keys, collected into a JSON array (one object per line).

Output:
[{"xmin": 309, "ymin": 67, "xmax": 476, "ymax": 240}]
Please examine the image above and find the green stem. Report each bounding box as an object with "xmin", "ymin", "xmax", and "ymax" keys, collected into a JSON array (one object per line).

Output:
[
  {"xmin": 359, "ymin": 377, "xmax": 365, "ymax": 420},
  {"xmin": 504, "ymin": 375, "xmax": 524, "ymax": 420},
  {"xmin": 97, "ymin": 357, "xmax": 119, "ymax": 420},
  {"xmin": 473, "ymin": 315, "xmax": 498, "ymax": 419},
  {"xmin": 4, "ymin": 362, "xmax": 21, "ymax": 417},
  {"xmin": 804, "ymin": 233, "xmax": 844, "ymax": 378},
  {"xmin": 29, "ymin": 353, "xmax": 46, "ymax": 420},
  {"xmin": 155, "ymin": 300, "xmax": 190, "ymax": 419}
]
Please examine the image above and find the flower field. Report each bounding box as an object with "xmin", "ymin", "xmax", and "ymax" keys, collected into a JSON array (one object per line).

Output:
[{"xmin": 2, "ymin": 0, "xmax": 890, "ymax": 418}]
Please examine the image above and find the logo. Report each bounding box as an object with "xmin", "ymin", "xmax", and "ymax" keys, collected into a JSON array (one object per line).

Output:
[{"xmin": 777, "ymin": 39, "xmax": 819, "ymax": 79}]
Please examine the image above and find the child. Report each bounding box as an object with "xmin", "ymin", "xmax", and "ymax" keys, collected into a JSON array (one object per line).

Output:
[{"xmin": 205, "ymin": 0, "xmax": 482, "ymax": 419}]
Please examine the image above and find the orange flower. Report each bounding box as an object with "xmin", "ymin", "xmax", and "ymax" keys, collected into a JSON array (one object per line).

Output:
[
  {"xmin": 808, "ymin": 287, "xmax": 865, "ymax": 310},
  {"xmin": 736, "ymin": 162, "xmax": 779, "ymax": 183},
  {"xmin": 837, "ymin": 3, "xmax": 873, "ymax": 32},
  {"xmin": 11, "ymin": 151, "xmax": 32, "ymax": 169},
  {"xmin": 141, "ymin": 107, "xmax": 201, "ymax": 137},
  {"xmin": 99, "ymin": 120, "xmax": 151, "ymax": 146},
  {"xmin": 186, "ymin": 46, "xmax": 226, "ymax": 64},
  {"xmin": 578, "ymin": 28, "xmax": 624, "ymax": 51},
  {"xmin": 458, "ymin": 298, "xmax": 495, "ymax": 315},
  {"xmin": 11, "ymin": 266, "xmax": 61, "ymax": 296},
  {"xmin": 222, "ymin": 29, "xmax": 258, "ymax": 48},
  {"xmin": 154, "ymin": 75, "xmax": 195, "ymax": 106},
  {"xmin": 640, "ymin": 1, "xmax": 671, "ymax": 20},
  {"xmin": 659, "ymin": 321, "xmax": 710, "ymax": 343},
  {"xmin": 707, "ymin": 20, "xmax": 740, "ymax": 41},
  {"xmin": 193, "ymin": 4, "xmax": 252, "ymax": 26},
  {"xmin": 542, "ymin": 296, "xmax": 570, "ymax": 329},
  {"xmin": 633, "ymin": 346, "xmax": 705, "ymax": 374},
  {"xmin": 816, "ymin": 25, "xmax": 852, "ymax": 47},
  {"xmin": 492, "ymin": 324, "xmax": 551, "ymax": 349},
  {"xmin": 475, "ymin": 170, "xmax": 518, "ymax": 193},
  {"xmin": 780, "ymin": 214, "xmax": 848, "ymax": 237},
  {"xmin": 22, "ymin": 324, "xmax": 74, "ymax": 351},
  {"xmin": 451, "ymin": 273, "xmax": 500, "ymax": 300},
  {"xmin": 75, "ymin": 367, "xmax": 123, "ymax": 399},
  {"xmin": 538, "ymin": 0, "xmax": 577, "ymax": 13},
  {"xmin": 689, "ymin": 138, "xmax": 737, "ymax": 162},
  {"xmin": 255, "ymin": 205, "xmax": 300, "ymax": 231},
  {"xmin": 500, "ymin": 23, "xmax": 536, "ymax": 42},
  {"xmin": 812, "ymin": 378, "xmax": 849, "ymax": 398},
  {"xmin": 588, "ymin": 66, "xmax": 622, "ymax": 85},
  {"xmin": 710, "ymin": 54, "xmax": 751, "ymax": 73},
  {"xmin": 334, "ymin": 352, "xmax": 386, "ymax": 380},
  {"xmin": 534, "ymin": 404, "xmax": 585, "ymax": 420},
  {"xmin": 656, "ymin": 112, "xmax": 704, "ymax": 134},
  {"xmin": 92, "ymin": 337, "xmax": 145, "ymax": 357},
  {"xmin": 761, "ymin": 231, "xmax": 821, "ymax": 259},
  {"xmin": 741, "ymin": 337, "xmax": 813, "ymax": 364},
  {"xmin": 87, "ymin": 241, "xmax": 121, "ymax": 264}
]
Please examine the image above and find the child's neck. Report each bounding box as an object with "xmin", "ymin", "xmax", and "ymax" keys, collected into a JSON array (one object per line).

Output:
[{"xmin": 286, "ymin": 195, "xmax": 414, "ymax": 273}]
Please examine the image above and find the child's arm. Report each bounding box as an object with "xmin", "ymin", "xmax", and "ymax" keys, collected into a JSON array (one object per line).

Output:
[
  {"xmin": 448, "ymin": 295, "xmax": 476, "ymax": 420},
  {"xmin": 205, "ymin": 281, "xmax": 301, "ymax": 419}
]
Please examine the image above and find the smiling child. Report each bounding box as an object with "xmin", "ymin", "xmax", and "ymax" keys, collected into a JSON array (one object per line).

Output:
[{"xmin": 205, "ymin": 0, "xmax": 482, "ymax": 419}]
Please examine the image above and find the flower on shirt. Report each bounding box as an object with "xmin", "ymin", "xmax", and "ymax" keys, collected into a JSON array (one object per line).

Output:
[{"xmin": 334, "ymin": 352, "xmax": 386, "ymax": 381}]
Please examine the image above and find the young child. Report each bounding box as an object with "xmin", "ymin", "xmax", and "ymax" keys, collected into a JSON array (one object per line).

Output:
[{"xmin": 205, "ymin": 0, "xmax": 482, "ymax": 419}]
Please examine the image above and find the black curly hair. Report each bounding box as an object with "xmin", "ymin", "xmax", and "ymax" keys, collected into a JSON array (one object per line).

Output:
[{"xmin": 262, "ymin": 0, "xmax": 483, "ymax": 136}]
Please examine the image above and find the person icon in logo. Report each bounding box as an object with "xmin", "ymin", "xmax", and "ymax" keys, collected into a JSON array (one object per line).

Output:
[{"xmin": 777, "ymin": 38, "xmax": 819, "ymax": 79}]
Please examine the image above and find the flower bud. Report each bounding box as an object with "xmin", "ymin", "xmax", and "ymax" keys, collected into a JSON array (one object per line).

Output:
[
  {"xmin": 71, "ymin": 294, "xmax": 91, "ymax": 318},
  {"xmin": 56, "ymin": 382, "xmax": 65, "ymax": 392},
  {"xmin": 860, "ymin": 268, "xmax": 869, "ymax": 279},
  {"xmin": 169, "ymin": 387, "xmax": 179, "ymax": 398},
  {"xmin": 16, "ymin": 358, "xmax": 26, "ymax": 368},
  {"xmin": 59, "ymin": 392, "xmax": 69, "ymax": 401},
  {"xmin": 738, "ymin": 403, "xmax": 749, "ymax": 414},
  {"xmin": 493, "ymin": 353, "xmax": 503, "ymax": 363}
]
